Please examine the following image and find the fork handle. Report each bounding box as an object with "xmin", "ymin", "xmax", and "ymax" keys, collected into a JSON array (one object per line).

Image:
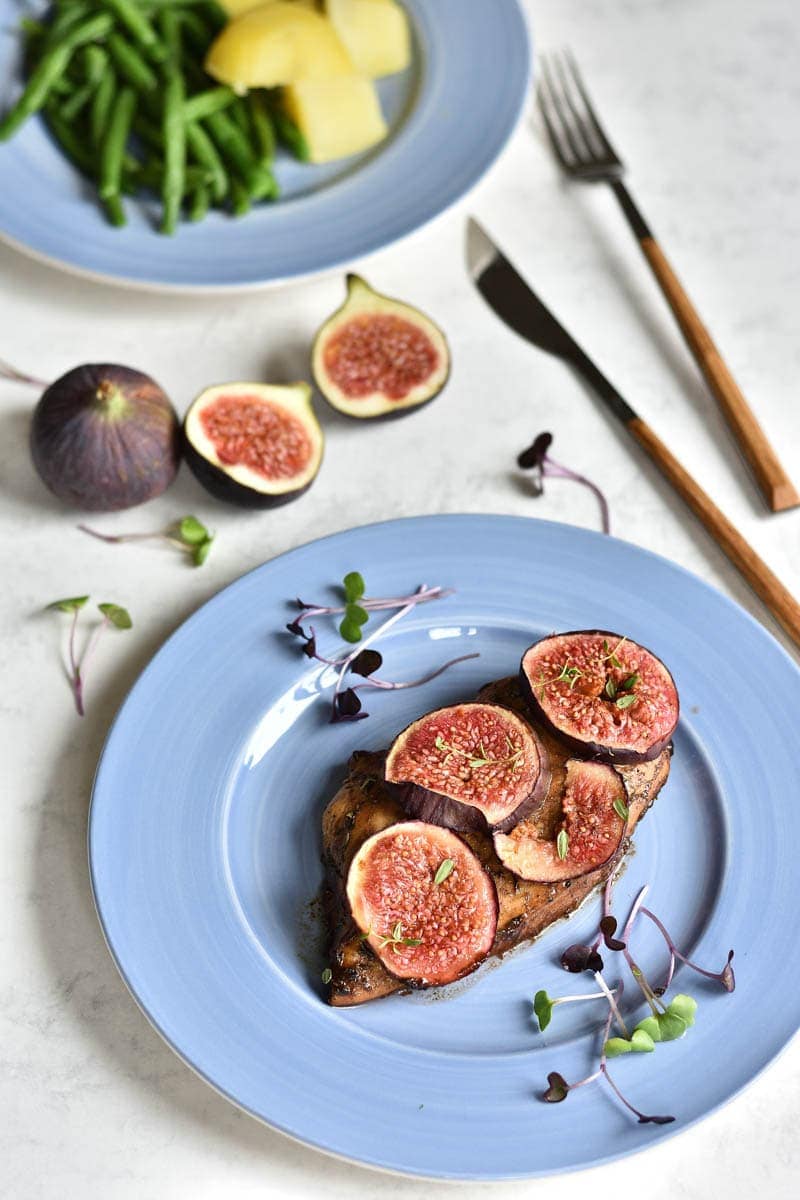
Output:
[
  {"xmin": 612, "ymin": 180, "xmax": 799, "ymax": 514},
  {"xmin": 627, "ymin": 417, "xmax": 800, "ymax": 648}
]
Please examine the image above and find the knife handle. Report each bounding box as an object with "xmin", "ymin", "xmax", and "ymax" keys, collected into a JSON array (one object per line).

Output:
[{"xmin": 628, "ymin": 417, "xmax": 800, "ymax": 649}]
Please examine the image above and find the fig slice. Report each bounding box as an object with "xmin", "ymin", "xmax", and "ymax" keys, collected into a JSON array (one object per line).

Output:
[
  {"xmin": 520, "ymin": 631, "xmax": 679, "ymax": 764},
  {"xmin": 346, "ymin": 820, "xmax": 498, "ymax": 986},
  {"xmin": 183, "ymin": 381, "xmax": 323, "ymax": 508},
  {"xmin": 311, "ymin": 274, "xmax": 450, "ymax": 419},
  {"xmin": 493, "ymin": 760, "xmax": 627, "ymax": 883},
  {"xmin": 384, "ymin": 702, "xmax": 549, "ymax": 833}
]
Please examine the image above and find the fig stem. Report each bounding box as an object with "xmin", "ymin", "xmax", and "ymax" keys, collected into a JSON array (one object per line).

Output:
[{"xmin": 0, "ymin": 358, "xmax": 49, "ymax": 388}]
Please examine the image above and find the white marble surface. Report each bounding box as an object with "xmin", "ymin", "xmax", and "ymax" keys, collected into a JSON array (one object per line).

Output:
[{"xmin": 2, "ymin": 0, "xmax": 800, "ymax": 1195}]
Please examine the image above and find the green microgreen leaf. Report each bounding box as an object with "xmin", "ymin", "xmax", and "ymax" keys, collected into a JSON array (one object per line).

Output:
[
  {"xmin": 556, "ymin": 829, "xmax": 569, "ymax": 861},
  {"xmin": 192, "ymin": 537, "xmax": 213, "ymax": 566},
  {"xmin": 434, "ymin": 858, "xmax": 455, "ymax": 886},
  {"xmin": 604, "ymin": 1037, "xmax": 633, "ymax": 1057},
  {"xmin": 655, "ymin": 1010, "xmax": 688, "ymax": 1041},
  {"xmin": 321, "ymin": 967, "xmax": 332, "ymax": 984},
  {"xmin": 667, "ymin": 994, "xmax": 697, "ymax": 1027},
  {"xmin": 47, "ymin": 596, "xmax": 89, "ymax": 613},
  {"xmin": 630, "ymin": 1028, "xmax": 656, "ymax": 1052},
  {"xmin": 339, "ymin": 602, "xmax": 369, "ymax": 643},
  {"xmin": 615, "ymin": 693, "xmax": 637, "ymax": 710},
  {"xmin": 605, "ymin": 677, "xmax": 617, "ymax": 699},
  {"xmin": 634, "ymin": 1016, "xmax": 662, "ymax": 1043},
  {"xmin": 343, "ymin": 571, "xmax": 365, "ymax": 603},
  {"xmin": 613, "ymin": 796, "xmax": 629, "ymax": 821},
  {"xmin": 533, "ymin": 989, "xmax": 554, "ymax": 1032},
  {"xmin": 98, "ymin": 603, "xmax": 132, "ymax": 630},
  {"xmin": 178, "ymin": 515, "xmax": 208, "ymax": 545}
]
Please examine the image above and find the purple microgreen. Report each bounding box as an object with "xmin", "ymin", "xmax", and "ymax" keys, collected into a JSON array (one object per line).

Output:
[
  {"xmin": 599, "ymin": 915, "xmax": 626, "ymax": 952},
  {"xmin": 543, "ymin": 1071, "xmax": 570, "ymax": 1103},
  {"xmin": 600, "ymin": 1067, "xmax": 675, "ymax": 1125},
  {"xmin": 593, "ymin": 970, "xmax": 629, "ymax": 1037},
  {"xmin": 349, "ymin": 649, "xmax": 382, "ymax": 677},
  {"xmin": 556, "ymin": 829, "xmax": 569, "ymax": 860},
  {"xmin": 293, "ymin": 584, "xmax": 453, "ymax": 627},
  {"xmin": 433, "ymin": 858, "xmax": 455, "ymax": 886},
  {"xmin": 79, "ymin": 516, "xmax": 214, "ymax": 567},
  {"xmin": 46, "ymin": 595, "xmax": 132, "ymax": 716},
  {"xmin": 0, "ymin": 358, "xmax": 49, "ymax": 387},
  {"xmin": 641, "ymin": 907, "xmax": 736, "ymax": 993},
  {"xmin": 331, "ymin": 688, "xmax": 368, "ymax": 723},
  {"xmin": 517, "ymin": 430, "xmax": 611, "ymax": 535},
  {"xmin": 561, "ymin": 943, "xmax": 604, "ymax": 974},
  {"xmin": 354, "ymin": 653, "xmax": 479, "ymax": 695}
]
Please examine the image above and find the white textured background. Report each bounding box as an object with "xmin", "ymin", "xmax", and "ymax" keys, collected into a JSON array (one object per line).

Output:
[{"xmin": 2, "ymin": 0, "xmax": 799, "ymax": 1196}]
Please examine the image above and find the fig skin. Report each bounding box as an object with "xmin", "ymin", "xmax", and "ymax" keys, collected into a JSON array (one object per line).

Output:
[
  {"xmin": 182, "ymin": 381, "xmax": 324, "ymax": 509},
  {"xmin": 384, "ymin": 702, "xmax": 550, "ymax": 834},
  {"xmin": 30, "ymin": 364, "xmax": 180, "ymax": 512},
  {"xmin": 312, "ymin": 274, "xmax": 450, "ymax": 421},
  {"xmin": 520, "ymin": 630, "xmax": 679, "ymax": 765}
]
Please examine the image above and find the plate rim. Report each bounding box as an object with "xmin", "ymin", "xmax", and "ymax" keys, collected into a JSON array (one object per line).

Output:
[{"xmin": 87, "ymin": 513, "xmax": 800, "ymax": 1179}]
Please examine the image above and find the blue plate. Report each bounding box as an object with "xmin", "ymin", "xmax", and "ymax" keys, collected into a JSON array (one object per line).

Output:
[
  {"xmin": 0, "ymin": 1, "xmax": 530, "ymax": 290},
  {"xmin": 89, "ymin": 515, "xmax": 800, "ymax": 1179}
]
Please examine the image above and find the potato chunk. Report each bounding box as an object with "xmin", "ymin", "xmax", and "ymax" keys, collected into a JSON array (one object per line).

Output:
[
  {"xmin": 206, "ymin": 3, "xmax": 353, "ymax": 90},
  {"xmin": 283, "ymin": 75, "xmax": 388, "ymax": 162},
  {"xmin": 325, "ymin": 0, "xmax": 411, "ymax": 77}
]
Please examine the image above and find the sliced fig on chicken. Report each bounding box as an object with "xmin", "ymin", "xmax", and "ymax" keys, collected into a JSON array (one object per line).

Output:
[
  {"xmin": 384, "ymin": 703, "xmax": 548, "ymax": 833},
  {"xmin": 493, "ymin": 760, "xmax": 627, "ymax": 882},
  {"xmin": 520, "ymin": 631, "xmax": 679, "ymax": 764},
  {"xmin": 345, "ymin": 821, "xmax": 498, "ymax": 987}
]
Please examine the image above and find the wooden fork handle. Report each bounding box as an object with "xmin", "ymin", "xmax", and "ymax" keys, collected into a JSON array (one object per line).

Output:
[
  {"xmin": 628, "ymin": 416, "xmax": 800, "ymax": 648},
  {"xmin": 612, "ymin": 181, "xmax": 799, "ymax": 514}
]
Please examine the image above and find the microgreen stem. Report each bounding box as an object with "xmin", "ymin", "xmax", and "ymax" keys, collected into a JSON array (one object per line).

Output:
[
  {"xmin": 594, "ymin": 971, "xmax": 629, "ymax": 1038},
  {"xmin": 352, "ymin": 654, "xmax": 480, "ymax": 692},
  {"xmin": 68, "ymin": 607, "xmax": 83, "ymax": 716},
  {"xmin": 641, "ymin": 907, "xmax": 735, "ymax": 990},
  {"xmin": 0, "ymin": 358, "xmax": 49, "ymax": 388},
  {"xmin": 544, "ymin": 458, "xmax": 611, "ymax": 535},
  {"xmin": 622, "ymin": 885, "xmax": 649, "ymax": 944},
  {"xmin": 518, "ymin": 432, "xmax": 610, "ymax": 535},
  {"xmin": 296, "ymin": 586, "xmax": 452, "ymax": 625}
]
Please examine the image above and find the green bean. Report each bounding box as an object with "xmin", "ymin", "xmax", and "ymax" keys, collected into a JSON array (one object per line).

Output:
[
  {"xmin": 205, "ymin": 108, "xmax": 273, "ymax": 197},
  {"xmin": 188, "ymin": 182, "xmax": 210, "ymax": 222},
  {"xmin": 269, "ymin": 105, "xmax": 310, "ymax": 163},
  {"xmin": 90, "ymin": 67, "xmax": 116, "ymax": 147},
  {"xmin": 133, "ymin": 114, "xmax": 163, "ymax": 151},
  {"xmin": 103, "ymin": 193, "xmax": 127, "ymax": 227},
  {"xmin": 0, "ymin": 12, "xmax": 113, "ymax": 141},
  {"xmin": 100, "ymin": 0, "xmax": 166, "ymax": 62},
  {"xmin": 42, "ymin": 3, "xmax": 92, "ymax": 51},
  {"xmin": 247, "ymin": 92, "xmax": 276, "ymax": 166},
  {"xmin": 178, "ymin": 8, "xmax": 214, "ymax": 55},
  {"xmin": 183, "ymin": 86, "xmax": 236, "ymax": 123},
  {"xmin": 107, "ymin": 32, "xmax": 158, "ymax": 92},
  {"xmin": 99, "ymin": 85, "xmax": 136, "ymax": 202},
  {"xmin": 186, "ymin": 120, "xmax": 227, "ymax": 202},
  {"xmin": 82, "ymin": 45, "xmax": 108, "ymax": 87},
  {"xmin": 60, "ymin": 80, "xmax": 97, "ymax": 122},
  {"xmin": 228, "ymin": 98, "xmax": 250, "ymax": 137},
  {"xmin": 132, "ymin": 159, "xmax": 209, "ymax": 191},
  {"xmin": 229, "ymin": 178, "xmax": 251, "ymax": 217},
  {"xmin": 43, "ymin": 103, "xmax": 95, "ymax": 177},
  {"xmin": 159, "ymin": 9, "xmax": 186, "ymax": 235}
]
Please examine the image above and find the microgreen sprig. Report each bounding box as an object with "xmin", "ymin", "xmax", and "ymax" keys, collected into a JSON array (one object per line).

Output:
[
  {"xmin": 79, "ymin": 515, "xmax": 214, "ymax": 567},
  {"xmin": 46, "ymin": 595, "xmax": 132, "ymax": 716},
  {"xmin": 518, "ymin": 431, "xmax": 611, "ymax": 535},
  {"xmin": 533, "ymin": 982, "xmax": 620, "ymax": 1033},
  {"xmin": 434, "ymin": 733, "xmax": 523, "ymax": 771},
  {"xmin": 371, "ymin": 922, "xmax": 423, "ymax": 954}
]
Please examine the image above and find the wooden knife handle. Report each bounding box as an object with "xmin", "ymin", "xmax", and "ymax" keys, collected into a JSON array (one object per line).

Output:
[{"xmin": 627, "ymin": 417, "xmax": 800, "ymax": 648}]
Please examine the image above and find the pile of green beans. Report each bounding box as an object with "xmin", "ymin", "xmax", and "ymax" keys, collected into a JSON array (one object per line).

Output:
[{"xmin": 1, "ymin": 0, "xmax": 311, "ymax": 232}]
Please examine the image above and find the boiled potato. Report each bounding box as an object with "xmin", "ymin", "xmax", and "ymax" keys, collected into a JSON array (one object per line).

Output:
[
  {"xmin": 206, "ymin": 3, "xmax": 353, "ymax": 90},
  {"xmin": 325, "ymin": 0, "xmax": 410, "ymax": 78},
  {"xmin": 219, "ymin": 0, "xmax": 317, "ymax": 16},
  {"xmin": 283, "ymin": 76, "xmax": 388, "ymax": 162}
]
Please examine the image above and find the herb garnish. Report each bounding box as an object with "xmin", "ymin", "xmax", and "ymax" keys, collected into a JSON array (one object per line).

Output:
[
  {"xmin": 47, "ymin": 595, "xmax": 132, "ymax": 716},
  {"xmin": 613, "ymin": 796, "xmax": 629, "ymax": 822},
  {"xmin": 434, "ymin": 734, "xmax": 523, "ymax": 771},
  {"xmin": 556, "ymin": 829, "xmax": 569, "ymax": 861},
  {"xmin": 377, "ymin": 922, "xmax": 423, "ymax": 954},
  {"xmin": 518, "ymin": 431, "xmax": 611, "ymax": 535},
  {"xmin": 532, "ymin": 877, "xmax": 735, "ymax": 1124},
  {"xmin": 321, "ymin": 967, "xmax": 332, "ymax": 985},
  {"xmin": 286, "ymin": 578, "xmax": 478, "ymax": 723},
  {"xmin": 79, "ymin": 515, "xmax": 214, "ymax": 567},
  {"xmin": 434, "ymin": 858, "xmax": 455, "ymax": 886}
]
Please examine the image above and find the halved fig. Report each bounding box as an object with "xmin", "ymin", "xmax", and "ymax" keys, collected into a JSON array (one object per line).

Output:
[
  {"xmin": 493, "ymin": 760, "xmax": 627, "ymax": 882},
  {"xmin": 384, "ymin": 703, "xmax": 548, "ymax": 833},
  {"xmin": 183, "ymin": 382, "xmax": 323, "ymax": 508},
  {"xmin": 520, "ymin": 631, "xmax": 679, "ymax": 764},
  {"xmin": 312, "ymin": 274, "xmax": 450, "ymax": 419},
  {"xmin": 346, "ymin": 820, "xmax": 498, "ymax": 986}
]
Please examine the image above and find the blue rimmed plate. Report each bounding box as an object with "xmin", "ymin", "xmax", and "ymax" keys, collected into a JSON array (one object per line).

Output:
[
  {"xmin": 0, "ymin": 0, "xmax": 530, "ymax": 290},
  {"xmin": 89, "ymin": 514, "xmax": 800, "ymax": 1178}
]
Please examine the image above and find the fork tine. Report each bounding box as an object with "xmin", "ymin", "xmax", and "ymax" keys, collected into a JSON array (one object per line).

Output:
[
  {"xmin": 561, "ymin": 48, "xmax": 622, "ymax": 165},
  {"xmin": 537, "ymin": 56, "xmax": 584, "ymax": 168},
  {"xmin": 551, "ymin": 51, "xmax": 603, "ymax": 159}
]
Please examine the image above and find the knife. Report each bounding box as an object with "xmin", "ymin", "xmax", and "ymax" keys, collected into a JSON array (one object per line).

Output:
[{"xmin": 466, "ymin": 218, "xmax": 800, "ymax": 650}]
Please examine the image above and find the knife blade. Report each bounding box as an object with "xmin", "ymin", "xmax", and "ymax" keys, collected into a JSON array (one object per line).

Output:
[{"xmin": 465, "ymin": 218, "xmax": 800, "ymax": 650}]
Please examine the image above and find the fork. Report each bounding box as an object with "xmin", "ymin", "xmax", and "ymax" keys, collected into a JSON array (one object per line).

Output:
[{"xmin": 537, "ymin": 50, "xmax": 799, "ymax": 514}]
